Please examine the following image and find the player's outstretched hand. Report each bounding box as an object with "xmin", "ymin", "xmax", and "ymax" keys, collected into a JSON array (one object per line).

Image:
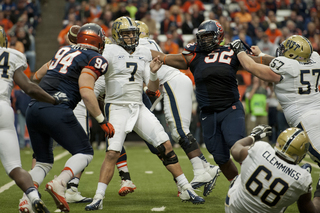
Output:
[
  {"xmin": 250, "ymin": 46, "xmax": 262, "ymax": 56},
  {"xmin": 230, "ymin": 39, "xmax": 245, "ymax": 55},
  {"xmin": 99, "ymin": 118, "xmax": 115, "ymax": 138},
  {"xmin": 250, "ymin": 124, "xmax": 272, "ymax": 142},
  {"xmin": 53, "ymin": 91, "xmax": 69, "ymax": 105},
  {"xmin": 146, "ymin": 89, "xmax": 161, "ymax": 98},
  {"xmin": 150, "ymin": 56, "xmax": 163, "ymax": 73}
]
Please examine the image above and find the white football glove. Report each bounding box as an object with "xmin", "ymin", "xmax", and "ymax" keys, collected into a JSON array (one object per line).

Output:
[{"xmin": 250, "ymin": 124, "xmax": 272, "ymax": 142}]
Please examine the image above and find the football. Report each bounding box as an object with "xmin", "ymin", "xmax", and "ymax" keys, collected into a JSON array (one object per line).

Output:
[{"xmin": 67, "ymin": 25, "xmax": 81, "ymax": 44}]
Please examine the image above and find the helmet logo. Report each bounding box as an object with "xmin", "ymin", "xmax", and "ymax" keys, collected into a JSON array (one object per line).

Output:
[
  {"xmin": 216, "ymin": 22, "xmax": 223, "ymax": 34},
  {"xmin": 286, "ymin": 40, "xmax": 301, "ymax": 51}
]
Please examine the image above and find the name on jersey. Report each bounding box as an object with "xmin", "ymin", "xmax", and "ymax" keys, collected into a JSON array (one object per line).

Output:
[{"xmin": 262, "ymin": 151, "xmax": 301, "ymax": 180}]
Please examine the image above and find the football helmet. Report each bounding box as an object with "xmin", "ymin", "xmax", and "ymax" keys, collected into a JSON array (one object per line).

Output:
[
  {"xmin": 0, "ymin": 26, "xmax": 8, "ymax": 48},
  {"xmin": 274, "ymin": 127, "xmax": 310, "ymax": 164},
  {"xmin": 112, "ymin": 16, "xmax": 139, "ymax": 51},
  {"xmin": 196, "ymin": 20, "xmax": 224, "ymax": 52},
  {"xmin": 276, "ymin": 35, "xmax": 313, "ymax": 62},
  {"xmin": 135, "ymin": 20, "xmax": 149, "ymax": 38},
  {"xmin": 77, "ymin": 23, "xmax": 106, "ymax": 54}
]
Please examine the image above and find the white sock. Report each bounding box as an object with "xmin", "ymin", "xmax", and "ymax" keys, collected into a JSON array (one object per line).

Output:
[
  {"xmin": 25, "ymin": 187, "xmax": 40, "ymax": 203},
  {"xmin": 57, "ymin": 169, "xmax": 73, "ymax": 186},
  {"xmin": 64, "ymin": 154, "xmax": 93, "ymax": 175},
  {"xmin": 96, "ymin": 182, "xmax": 107, "ymax": 197},
  {"xmin": 175, "ymin": 174, "xmax": 189, "ymax": 187},
  {"xmin": 190, "ymin": 157, "xmax": 206, "ymax": 175}
]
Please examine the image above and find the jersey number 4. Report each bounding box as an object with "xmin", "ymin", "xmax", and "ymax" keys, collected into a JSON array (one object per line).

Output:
[
  {"xmin": 246, "ymin": 165, "xmax": 289, "ymax": 207},
  {"xmin": 0, "ymin": 52, "xmax": 10, "ymax": 79}
]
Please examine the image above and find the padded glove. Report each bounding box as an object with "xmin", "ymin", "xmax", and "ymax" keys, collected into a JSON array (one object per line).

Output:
[
  {"xmin": 250, "ymin": 124, "xmax": 272, "ymax": 142},
  {"xmin": 230, "ymin": 39, "xmax": 245, "ymax": 55},
  {"xmin": 53, "ymin": 92, "xmax": 69, "ymax": 105},
  {"xmin": 145, "ymin": 89, "xmax": 161, "ymax": 98},
  {"xmin": 99, "ymin": 118, "xmax": 115, "ymax": 138}
]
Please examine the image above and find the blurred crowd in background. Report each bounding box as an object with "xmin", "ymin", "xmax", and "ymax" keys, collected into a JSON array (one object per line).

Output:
[{"xmin": 5, "ymin": 0, "xmax": 320, "ymax": 149}]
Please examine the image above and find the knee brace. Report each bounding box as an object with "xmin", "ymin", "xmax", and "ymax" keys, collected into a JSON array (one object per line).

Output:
[
  {"xmin": 157, "ymin": 144, "xmax": 178, "ymax": 166},
  {"xmin": 178, "ymin": 133, "xmax": 199, "ymax": 154}
]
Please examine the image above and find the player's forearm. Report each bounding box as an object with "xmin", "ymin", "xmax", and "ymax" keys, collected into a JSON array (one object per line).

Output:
[
  {"xmin": 150, "ymin": 50, "xmax": 188, "ymax": 69},
  {"xmin": 250, "ymin": 55, "xmax": 275, "ymax": 66},
  {"xmin": 238, "ymin": 52, "xmax": 280, "ymax": 83},
  {"xmin": 32, "ymin": 61, "xmax": 49, "ymax": 83},
  {"xmin": 231, "ymin": 137, "xmax": 252, "ymax": 163},
  {"xmin": 147, "ymin": 79, "xmax": 159, "ymax": 92},
  {"xmin": 81, "ymin": 89, "xmax": 102, "ymax": 117},
  {"xmin": 25, "ymin": 83, "xmax": 56, "ymax": 104}
]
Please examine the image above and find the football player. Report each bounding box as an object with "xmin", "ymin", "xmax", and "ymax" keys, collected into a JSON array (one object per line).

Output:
[
  {"xmin": 85, "ymin": 16, "xmax": 205, "ymax": 211},
  {"xmin": 226, "ymin": 125, "xmax": 320, "ymax": 213},
  {"xmin": 0, "ymin": 26, "xmax": 68, "ymax": 213},
  {"xmin": 149, "ymin": 20, "xmax": 259, "ymax": 183},
  {"xmin": 23, "ymin": 23, "xmax": 114, "ymax": 213},
  {"xmin": 230, "ymin": 35, "xmax": 320, "ymax": 169},
  {"xmin": 136, "ymin": 20, "xmax": 220, "ymax": 196}
]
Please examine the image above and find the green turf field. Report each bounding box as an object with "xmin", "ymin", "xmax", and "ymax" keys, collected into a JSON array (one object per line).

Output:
[{"xmin": 0, "ymin": 142, "xmax": 318, "ymax": 212}]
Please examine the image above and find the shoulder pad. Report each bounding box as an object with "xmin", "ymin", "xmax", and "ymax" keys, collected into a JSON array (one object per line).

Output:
[{"xmin": 184, "ymin": 42, "xmax": 200, "ymax": 53}]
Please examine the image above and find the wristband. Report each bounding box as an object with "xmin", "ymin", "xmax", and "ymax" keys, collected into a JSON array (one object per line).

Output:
[
  {"xmin": 143, "ymin": 86, "xmax": 148, "ymax": 92},
  {"xmin": 258, "ymin": 52, "xmax": 266, "ymax": 57},
  {"xmin": 95, "ymin": 113, "xmax": 104, "ymax": 123},
  {"xmin": 150, "ymin": 71, "xmax": 158, "ymax": 81}
]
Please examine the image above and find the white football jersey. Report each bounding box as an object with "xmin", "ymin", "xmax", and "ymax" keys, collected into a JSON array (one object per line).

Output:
[
  {"xmin": 0, "ymin": 47, "xmax": 27, "ymax": 104},
  {"xmin": 270, "ymin": 52, "xmax": 320, "ymax": 127},
  {"xmin": 102, "ymin": 44, "xmax": 151, "ymax": 104},
  {"xmin": 138, "ymin": 38, "xmax": 181, "ymax": 84},
  {"xmin": 226, "ymin": 142, "xmax": 312, "ymax": 213}
]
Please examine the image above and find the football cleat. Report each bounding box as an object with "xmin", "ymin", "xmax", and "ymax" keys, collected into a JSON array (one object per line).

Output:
[
  {"xmin": 179, "ymin": 183, "xmax": 205, "ymax": 204},
  {"xmin": 45, "ymin": 178, "xmax": 69, "ymax": 212},
  {"xmin": 118, "ymin": 180, "xmax": 136, "ymax": 196},
  {"xmin": 32, "ymin": 199, "xmax": 50, "ymax": 213},
  {"xmin": 190, "ymin": 171, "xmax": 213, "ymax": 189},
  {"xmin": 85, "ymin": 193, "xmax": 104, "ymax": 211},
  {"xmin": 203, "ymin": 165, "xmax": 221, "ymax": 196},
  {"xmin": 65, "ymin": 186, "xmax": 93, "ymax": 203},
  {"xmin": 19, "ymin": 195, "xmax": 34, "ymax": 213}
]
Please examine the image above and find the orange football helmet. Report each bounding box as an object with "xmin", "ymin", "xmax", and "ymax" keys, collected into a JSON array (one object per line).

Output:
[{"xmin": 77, "ymin": 23, "xmax": 106, "ymax": 54}]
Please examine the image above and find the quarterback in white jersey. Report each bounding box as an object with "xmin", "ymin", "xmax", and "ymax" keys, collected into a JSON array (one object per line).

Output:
[
  {"xmin": 231, "ymin": 35, "xmax": 320, "ymax": 165},
  {"xmin": 85, "ymin": 16, "xmax": 205, "ymax": 211},
  {"xmin": 226, "ymin": 125, "xmax": 320, "ymax": 213},
  {"xmin": 0, "ymin": 27, "xmax": 58, "ymax": 213},
  {"xmin": 135, "ymin": 20, "xmax": 220, "ymax": 195}
]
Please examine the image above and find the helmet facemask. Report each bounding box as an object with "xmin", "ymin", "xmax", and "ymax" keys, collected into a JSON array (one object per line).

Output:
[
  {"xmin": 118, "ymin": 28, "xmax": 140, "ymax": 51},
  {"xmin": 196, "ymin": 31, "xmax": 220, "ymax": 52}
]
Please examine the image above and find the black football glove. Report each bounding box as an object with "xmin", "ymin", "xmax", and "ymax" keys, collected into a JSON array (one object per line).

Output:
[
  {"xmin": 99, "ymin": 118, "xmax": 115, "ymax": 138},
  {"xmin": 230, "ymin": 39, "xmax": 245, "ymax": 55},
  {"xmin": 53, "ymin": 92, "xmax": 69, "ymax": 105},
  {"xmin": 250, "ymin": 124, "xmax": 272, "ymax": 142}
]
